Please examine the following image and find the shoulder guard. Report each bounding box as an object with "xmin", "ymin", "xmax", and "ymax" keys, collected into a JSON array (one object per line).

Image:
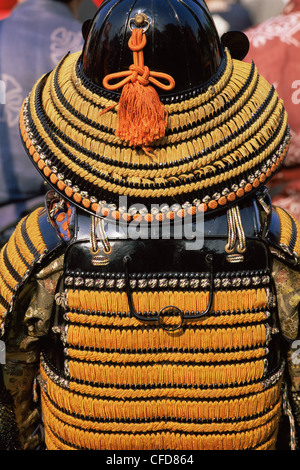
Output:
[
  {"xmin": 266, "ymin": 204, "xmax": 300, "ymax": 269},
  {"xmin": 0, "ymin": 204, "xmax": 63, "ymax": 337}
]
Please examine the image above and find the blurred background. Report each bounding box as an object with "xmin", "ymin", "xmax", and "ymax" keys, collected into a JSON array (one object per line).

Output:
[
  {"xmin": 0, "ymin": 0, "xmax": 98, "ymax": 21},
  {"xmin": 0, "ymin": 0, "xmax": 290, "ymax": 27}
]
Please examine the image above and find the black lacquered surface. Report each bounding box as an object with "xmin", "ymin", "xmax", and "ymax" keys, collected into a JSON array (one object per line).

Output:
[{"xmin": 82, "ymin": 0, "xmax": 223, "ymax": 95}]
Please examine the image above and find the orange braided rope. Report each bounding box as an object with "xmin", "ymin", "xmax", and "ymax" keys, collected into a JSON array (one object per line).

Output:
[{"xmin": 101, "ymin": 28, "xmax": 175, "ymax": 149}]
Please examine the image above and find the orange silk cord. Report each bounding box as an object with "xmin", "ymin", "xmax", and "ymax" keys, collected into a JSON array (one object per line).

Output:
[{"xmin": 102, "ymin": 28, "xmax": 175, "ymax": 92}]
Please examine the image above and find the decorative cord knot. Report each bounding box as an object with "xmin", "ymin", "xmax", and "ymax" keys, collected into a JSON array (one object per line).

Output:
[
  {"xmin": 101, "ymin": 26, "xmax": 175, "ymax": 149},
  {"xmin": 128, "ymin": 64, "xmax": 150, "ymax": 85}
]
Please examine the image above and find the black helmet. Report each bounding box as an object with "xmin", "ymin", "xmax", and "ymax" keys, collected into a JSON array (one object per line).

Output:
[{"xmin": 82, "ymin": 0, "xmax": 224, "ymax": 96}]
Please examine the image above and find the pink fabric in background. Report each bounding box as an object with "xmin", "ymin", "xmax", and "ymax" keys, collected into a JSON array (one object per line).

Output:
[{"xmin": 245, "ymin": 0, "xmax": 300, "ymax": 220}]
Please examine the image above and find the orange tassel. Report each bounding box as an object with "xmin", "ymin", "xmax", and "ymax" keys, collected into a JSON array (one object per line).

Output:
[
  {"xmin": 115, "ymin": 81, "xmax": 168, "ymax": 147},
  {"xmin": 101, "ymin": 27, "xmax": 175, "ymax": 149}
]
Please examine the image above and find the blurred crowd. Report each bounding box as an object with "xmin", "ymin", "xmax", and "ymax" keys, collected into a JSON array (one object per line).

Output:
[{"xmin": 0, "ymin": 0, "xmax": 299, "ymax": 245}]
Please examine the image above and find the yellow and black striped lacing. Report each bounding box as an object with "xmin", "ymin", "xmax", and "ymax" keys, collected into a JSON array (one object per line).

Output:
[
  {"xmin": 40, "ymin": 268, "xmax": 284, "ymax": 450},
  {"xmin": 20, "ymin": 49, "xmax": 290, "ymax": 220}
]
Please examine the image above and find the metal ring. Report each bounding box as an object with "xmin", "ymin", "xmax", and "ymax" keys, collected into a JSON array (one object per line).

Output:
[
  {"xmin": 129, "ymin": 13, "xmax": 150, "ymax": 32},
  {"xmin": 158, "ymin": 306, "xmax": 183, "ymax": 332},
  {"xmin": 123, "ymin": 254, "xmax": 214, "ymax": 329}
]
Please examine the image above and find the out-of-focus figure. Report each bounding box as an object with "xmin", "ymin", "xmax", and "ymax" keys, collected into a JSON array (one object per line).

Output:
[
  {"xmin": 241, "ymin": 0, "xmax": 286, "ymax": 24},
  {"xmin": 0, "ymin": 0, "xmax": 83, "ymax": 244},
  {"xmin": 206, "ymin": 0, "xmax": 253, "ymax": 35},
  {"xmin": 245, "ymin": 0, "xmax": 300, "ymax": 221}
]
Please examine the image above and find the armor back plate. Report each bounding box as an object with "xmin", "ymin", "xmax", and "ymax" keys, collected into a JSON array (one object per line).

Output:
[{"xmin": 40, "ymin": 196, "xmax": 284, "ymax": 450}]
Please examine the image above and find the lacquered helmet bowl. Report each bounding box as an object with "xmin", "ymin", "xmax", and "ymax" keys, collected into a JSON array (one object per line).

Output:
[{"xmin": 82, "ymin": 0, "xmax": 223, "ymax": 97}]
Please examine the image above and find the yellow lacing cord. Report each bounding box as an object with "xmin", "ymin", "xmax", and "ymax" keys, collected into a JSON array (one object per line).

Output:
[
  {"xmin": 27, "ymin": 84, "xmax": 287, "ymax": 201},
  {"xmin": 277, "ymin": 207, "xmax": 293, "ymax": 246},
  {"xmin": 70, "ymin": 52, "xmax": 112, "ymax": 108},
  {"xmin": 46, "ymin": 357, "xmax": 266, "ymax": 402},
  {"xmin": 275, "ymin": 206, "xmax": 300, "ymax": 257},
  {"xmin": 40, "ymin": 387, "xmax": 281, "ymax": 450},
  {"xmin": 255, "ymin": 432, "xmax": 278, "ymax": 450},
  {"xmin": 0, "ymin": 248, "xmax": 16, "ymax": 292},
  {"xmin": 42, "ymin": 374, "xmax": 280, "ymax": 425},
  {"xmin": 67, "ymin": 289, "xmax": 267, "ymax": 313},
  {"xmin": 14, "ymin": 213, "xmax": 35, "ymax": 262},
  {"xmin": 292, "ymin": 217, "xmax": 300, "ymax": 256},
  {"xmin": 67, "ymin": 347, "xmax": 266, "ymax": 365},
  {"xmin": 44, "ymin": 51, "xmax": 263, "ymax": 171},
  {"xmin": 67, "ymin": 377, "xmax": 264, "ymax": 401},
  {"xmin": 66, "ymin": 309, "xmax": 267, "ymax": 328},
  {"xmin": 25, "ymin": 208, "xmax": 47, "ymax": 254},
  {"xmin": 5, "ymin": 232, "xmax": 27, "ymax": 278},
  {"xmin": 51, "ymin": 56, "xmax": 262, "ymax": 172},
  {"xmin": 0, "ymin": 209, "xmax": 47, "ymax": 325},
  {"xmin": 0, "ymin": 281, "xmax": 12, "ymax": 319},
  {"xmin": 44, "ymin": 420, "xmax": 72, "ymax": 450},
  {"xmin": 63, "ymin": 106, "xmax": 286, "ymax": 200},
  {"xmin": 42, "ymin": 387, "xmax": 280, "ymax": 435},
  {"xmin": 166, "ymin": 66, "xmax": 257, "ymax": 137},
  {"xmin": 160, "ymin": 71, "xmax": 260, "ymax": 148},
  {"xmin": 52, "ymin": 60, "xmax": 121, "ymax": 144},
  {"xmin": 67, "ymin": 360, "xmax": 266, "ymax": 388},
  {"xmin": 66, "ymin": 323, "xmax": 267, "ymax": 352}
]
